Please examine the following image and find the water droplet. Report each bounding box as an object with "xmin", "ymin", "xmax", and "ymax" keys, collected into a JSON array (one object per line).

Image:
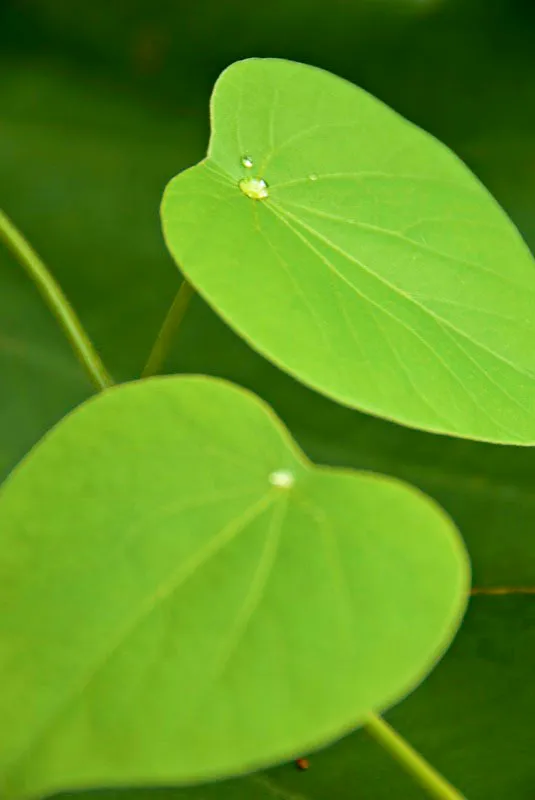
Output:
[
  {"xmin": 308, "ymin": 173, "xmax": 318, "ymax": 181},
  {"xmin": 269, "ymin": 469, "xmax": 295, "ymax": 489},
  {"xmin": 239, "ymin": 177, "xmax": 269, "ymax": 200},
  {"xmin": 241, "ymin": 155, "xmax": 254, "ymax": 168}
]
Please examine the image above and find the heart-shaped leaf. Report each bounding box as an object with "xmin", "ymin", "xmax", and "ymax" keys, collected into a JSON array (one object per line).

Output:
[
  {"xmin": 0, "ymin": 376, "xmax": 468, "ymax": 800},
  {"xmin": 162, "ymin": 58, "xmax": 535, "ymax": 445}
]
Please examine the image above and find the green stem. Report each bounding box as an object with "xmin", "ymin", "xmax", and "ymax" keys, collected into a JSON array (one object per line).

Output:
[
  {"xmin": 142, "ymin": 279, "xmax": 194, "ymax": 378},
  {"xmin": 0, "ymin": 209, "xmax": 113, "ymax": 392},
  {"xmin": 365, "ymin": 714, "xmax": 466, "ymax": 800}
]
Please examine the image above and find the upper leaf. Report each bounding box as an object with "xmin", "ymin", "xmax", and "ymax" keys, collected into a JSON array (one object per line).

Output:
[
  {"xmin": 0, "ymin": 376, "xmax": 467, "ymax": 799},
  {"xmin": 162, "ymin": 58, "xmax": 535, "ymax": 444}
]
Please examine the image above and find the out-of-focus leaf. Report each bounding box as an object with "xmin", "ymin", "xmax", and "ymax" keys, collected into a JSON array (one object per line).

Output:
[
  {"xmin": 56, "ymin": 596, "xmax": 535, "ymax": 800},
  {"xmin": 0, "ymin": 376, "xmax": 467, "ymax": 799}
]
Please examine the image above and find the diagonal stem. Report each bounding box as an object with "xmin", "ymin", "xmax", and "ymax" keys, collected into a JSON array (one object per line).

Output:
[
  {"xmin": 365, "ymin": 713, "xmax": 466, "ymax": 800},
  {"xmin": 142, "ymin": 279, "xmax": 195, "ymax": 378},
  {"xmin": 0, "ymin": 209, "xmax": 113, "ymax": 392}
]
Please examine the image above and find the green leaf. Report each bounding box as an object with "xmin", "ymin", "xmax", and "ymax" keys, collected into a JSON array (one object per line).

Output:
[
  {"xmin": 162, "ymin": 58, "xmax": 535, "ymax": 445},
  {"xmin": 0, "ymin": 376, "xmax": 468, "ymax": 800},
  {"xmin": 58, "ymin": 595, "xmax": 533, "ymax": 800}
]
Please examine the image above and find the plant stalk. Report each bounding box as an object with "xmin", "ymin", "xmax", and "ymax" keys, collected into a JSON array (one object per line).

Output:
[
  {"xmin": 0, "ymin": 209, "xmax": 113, "ymax": 392},
  {"xmin": 365, "ymin": 714, "xmax": 465, "ymax": 800},
  {"xmin": 142, "ymin": 279, "xmax": 194, "ymax": 378}
]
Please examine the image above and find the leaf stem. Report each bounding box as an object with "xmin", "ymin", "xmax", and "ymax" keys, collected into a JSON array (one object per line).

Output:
[
  {"xmin": 142, "ymin": 279, "xmax": 195, "ymax": 378},
  {"xmin": 364, "ymin": 714, "xmax": 465, "ymax": 800},
  {"xmin": 0, "ymin": 209, "xmax": 114, "ymax": 392}
]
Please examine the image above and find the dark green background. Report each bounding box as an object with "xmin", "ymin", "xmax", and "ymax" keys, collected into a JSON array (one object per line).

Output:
[{"xmin": 1, "ymin": 1, "xmax": 534, "ymax": 797}]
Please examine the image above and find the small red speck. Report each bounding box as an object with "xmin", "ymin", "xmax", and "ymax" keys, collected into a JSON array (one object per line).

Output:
[{"xmin": 295, "ymin": 758, "xmax": 309, "ymax": 771}]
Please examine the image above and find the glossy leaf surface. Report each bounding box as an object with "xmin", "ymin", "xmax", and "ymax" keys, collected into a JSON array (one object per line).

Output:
[
  {"xmin": 0, "ymin": 377, "xmax": 467, "ymax": 799},
  {"xmin": 162, "ymin": 58, "xmax": 535, "ymax": 444}
]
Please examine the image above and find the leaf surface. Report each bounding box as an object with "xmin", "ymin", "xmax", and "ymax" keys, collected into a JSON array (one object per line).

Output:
[
  {"xmin": 162, "ymin": 58, "xmax": 535, "ymax": 444},
  {"xmin": 60, "ymin": 596, "xmax": 534, "ymax": 800},
  {"xmin": 0, "ymin": 376, "xmax": 467, "ymax": 799}
]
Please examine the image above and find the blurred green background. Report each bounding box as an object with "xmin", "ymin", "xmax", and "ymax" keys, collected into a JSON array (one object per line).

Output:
[{"xmin": 1, "ymin": 1, "xmax": 535, "ymax": 798}]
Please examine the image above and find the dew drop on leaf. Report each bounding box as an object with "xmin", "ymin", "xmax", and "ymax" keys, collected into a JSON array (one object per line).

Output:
[
  {"xmin": 241, "ymin": 155, "xmax": 254, "ymax": 168},
  {"xmin": 308, "ymin": 173, "xmax": 318, "ymax": 181},
  {"xmin": 239, "ymin": 176, "xmax": 269, "ymax": 200},
  {"xmin": 269, "ymin": 469, "xmax": 295, "ymax": 489}
]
